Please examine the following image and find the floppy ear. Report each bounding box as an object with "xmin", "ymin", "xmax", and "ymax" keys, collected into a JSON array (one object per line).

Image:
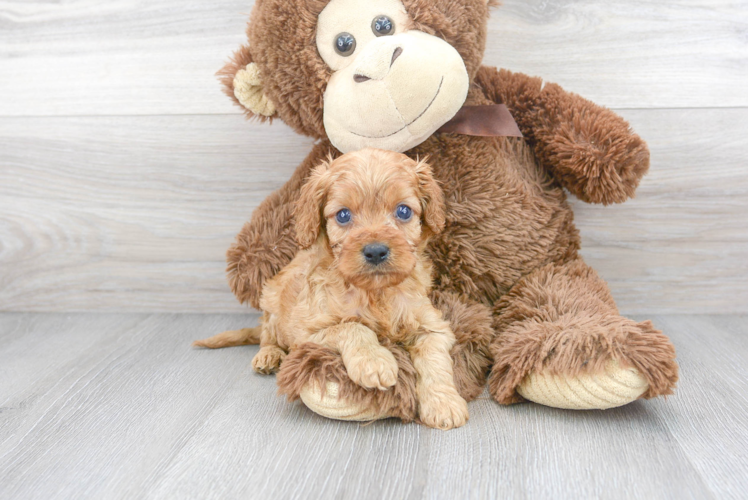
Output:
[
  {"xmin": 414, "ymin": 159, "xmax": 446, "ymax": 235},
  {"xmin": 217, "ymin": 44, "xmax": 278, "ymax": 118},
  {"xmin": 294, "ymin": 160, "xmax": 333, "ymax": 248}
]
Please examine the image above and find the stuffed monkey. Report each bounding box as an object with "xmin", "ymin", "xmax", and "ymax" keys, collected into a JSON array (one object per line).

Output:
[{"xmin": 217, "ymin": 0, "xmax": 678, "ymax": 421}]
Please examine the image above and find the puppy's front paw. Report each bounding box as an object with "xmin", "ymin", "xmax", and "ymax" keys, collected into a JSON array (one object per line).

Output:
[
  {"xmin": 344, "ymin": 346, "xmax": 399, "ymax": 391},
  {"xmin": 252, "ymin": 346, "xmax": 286, "ymax": 374},
  {"xmin": 419, "ymin": 392, "xmax": 469, "ymax": 430}
]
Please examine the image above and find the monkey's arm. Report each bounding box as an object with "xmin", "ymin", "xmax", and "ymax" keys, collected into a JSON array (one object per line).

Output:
[
  {"xmin": 476, "ymin": 66, "xmax": 650, "ymax": 205},
  {"xmin": 227, "ymin": 141, "xmax": 336, "ymax": 309}
]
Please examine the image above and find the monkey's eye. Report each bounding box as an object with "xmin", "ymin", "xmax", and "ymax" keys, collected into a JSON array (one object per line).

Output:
[
  {"xmin": 336, "ymin": 208, "xmax": 352, "ymax": 225},
  {"xmin": 372, "ymin": 16, "xmax": 394, "ymax": 36},
  {"xmin": 395, "ymin": 204, "xmax": 413, "ymax": 221},
  {"xmin": 334, "ymin": 33, "xmax": 356, "ymax": 56}
]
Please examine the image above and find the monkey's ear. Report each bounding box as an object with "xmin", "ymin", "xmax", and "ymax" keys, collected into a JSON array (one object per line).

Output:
[
  {"xmin": 217, "ymin": 44, "xmax": 278, "ymax": 118},
  {"xmin": 294, "ymin": 160, "xmax": 333, "ymax": 248},
  {"xmin": 414, "ymin": 159, "xmax": 446, "ymax": 235}
]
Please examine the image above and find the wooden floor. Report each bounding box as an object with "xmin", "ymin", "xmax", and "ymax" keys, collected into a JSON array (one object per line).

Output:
[{"xmin": 0, "ymin": 313, "xmax": 746, "ymax": 499}]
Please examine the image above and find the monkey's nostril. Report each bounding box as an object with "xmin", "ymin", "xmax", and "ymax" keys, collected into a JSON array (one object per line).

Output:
[
  {"xmin": 362, "ymin": 243, "xmax": 390, "ymax": 265},
  {"xmin": 354, "ymin": 74, "xmax": 371, "ymax": 83},
  {"xmin": 391, "ymin": 47, "xmax": 404, "ymax": 66}
]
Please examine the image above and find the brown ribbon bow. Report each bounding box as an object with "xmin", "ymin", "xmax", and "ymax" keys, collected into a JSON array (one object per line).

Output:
[{"xmin": 437, "ymin": 104, "xmax": 523, "ymax": 138}]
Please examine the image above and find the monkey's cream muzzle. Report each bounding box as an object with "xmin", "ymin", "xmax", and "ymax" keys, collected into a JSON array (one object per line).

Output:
[{"xmin": 322, "ymin": 30, "xmax": 469, "ymax": 154}]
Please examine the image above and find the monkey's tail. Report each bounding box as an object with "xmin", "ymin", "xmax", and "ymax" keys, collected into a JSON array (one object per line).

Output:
[{"xmin": 192, "ymin": 327, "xmax": 262, "ymax": 349}]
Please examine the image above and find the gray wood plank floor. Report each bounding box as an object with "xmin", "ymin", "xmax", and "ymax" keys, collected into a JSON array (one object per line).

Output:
[{"xmin": 1, "ymin": 313, "xmax": 746, "ymax": 499}]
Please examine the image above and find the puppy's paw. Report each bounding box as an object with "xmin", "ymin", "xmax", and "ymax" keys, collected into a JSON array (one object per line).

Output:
[
  {"xmin": 344, "ymin": 346, "xmax": 399, "ymax": 391},
  {"xmin": 252, "ymin": 346, "xmax": 286, "ymax": 374},
  {"xmin": 419, "ymin": 392, "xmax": 469, "ymax": 430}
]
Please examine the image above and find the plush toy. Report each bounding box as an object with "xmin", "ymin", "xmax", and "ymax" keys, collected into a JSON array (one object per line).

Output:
[{"xmin": 218, "ymin": 0, "xmax": 678, "ymax": 421}]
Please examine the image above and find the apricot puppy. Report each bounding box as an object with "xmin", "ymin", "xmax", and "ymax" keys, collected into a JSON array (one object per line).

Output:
[{"xmin": 196, "ymin": 148, "xmax": 468, "ymax": 430}]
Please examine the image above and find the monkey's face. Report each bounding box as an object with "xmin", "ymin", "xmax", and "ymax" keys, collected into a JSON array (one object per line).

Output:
[
  {"xmin": 317, "ymin": 0, "xmax": 470, "ymax": 153},
  {"xmin": 228, "ymin": 0, "xmax": 491, "ymax": 145}
]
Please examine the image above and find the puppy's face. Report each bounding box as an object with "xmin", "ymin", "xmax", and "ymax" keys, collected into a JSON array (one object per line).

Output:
[{"xmin": 295, "ymin": 148, "xmax": 445, "ymax": 290}]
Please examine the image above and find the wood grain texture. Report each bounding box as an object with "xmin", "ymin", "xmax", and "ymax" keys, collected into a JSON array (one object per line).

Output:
[
  {"xmin": 0, "ymin": 0, "xmax": 746, "ymax": 117},
  {"xmin": 0, "ymin": 114, "xmax": 312, "ymax": 313},
  {"xmin": 1, "ymin": 312, "xmax": 746, "ymax": 499},
  {"xmin": 644, "ymin": 315, "xmax": 748, "ymax": 499},
  {"xmin": 486, "ymin": 0, "xmax": 748, "ymax": 109},
  {"xmin": 0, "ymin": 313, "xmax": 262, "ymax": 499},
  {"xmin": 577, "ymin": 108, "xmax": 748, "ymax": 314},
  {"xmin": 2, "ymin": 108, "xmax": 746, "ymax": 314}
]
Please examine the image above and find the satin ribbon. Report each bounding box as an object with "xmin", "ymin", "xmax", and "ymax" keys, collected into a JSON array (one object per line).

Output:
[{"xmin": 438, "ymin": 104, "xmax": 523, "ymax": 138}]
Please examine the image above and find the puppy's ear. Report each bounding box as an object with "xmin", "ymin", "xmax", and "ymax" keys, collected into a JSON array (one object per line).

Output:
[
  {"xmin": 294, "ymin": 160, "xmax": 333, "ymax": 248},
  {"xmin": 217, "ymin": 44, "xmax": 278, "ymax": 118},
  {"xmin": 414, "ymin": 159, "xmax": 446, "ymax": 235}
]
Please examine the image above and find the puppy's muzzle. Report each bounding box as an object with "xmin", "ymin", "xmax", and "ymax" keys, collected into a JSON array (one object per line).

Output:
[{"xmin": 362, "ymin": 243, "xmax": 390, "ymax": 266}]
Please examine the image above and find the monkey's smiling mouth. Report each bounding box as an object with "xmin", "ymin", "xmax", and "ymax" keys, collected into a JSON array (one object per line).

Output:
[{"xmin": 350, "ymin": 76, "xmax": 444, "ymax": 139}]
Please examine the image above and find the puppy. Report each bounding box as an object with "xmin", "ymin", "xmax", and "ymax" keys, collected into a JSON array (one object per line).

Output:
[{"xmin": 195, "ymin": 148, "xmax": 468, "ymax": 429}]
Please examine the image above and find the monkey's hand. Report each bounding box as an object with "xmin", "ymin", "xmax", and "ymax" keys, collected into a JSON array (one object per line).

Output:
[
  {"xmin": 226, "ymin": 142, "xmax": 337, "ymax": 309},
  {"xmin": 476, "ymin": 66, "xmax": 650, "ymax": 205},
  {"xmin": 227, "ymin": 208, "xmax": 297, "ymax": 309}
]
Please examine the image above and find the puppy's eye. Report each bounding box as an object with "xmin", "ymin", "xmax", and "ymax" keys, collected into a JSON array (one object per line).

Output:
[
  {"xmin": 334, "ymin": 33, "xmax": 356, "ymax": 56},
  {"xmin": 336, "ymin": 208, "xmax": 352, "ymax": 225},
  {"xmin": 395, "ymin": 204, "xmax": 413, "ymax": 221},
  {"xmin": 372, "ymin": 16, "xmax": 394, "ymax": 37}
]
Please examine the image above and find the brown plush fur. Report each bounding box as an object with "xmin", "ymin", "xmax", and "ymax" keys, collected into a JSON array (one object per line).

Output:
[
  {"xmin": 216, "ymin": 44, "xmax": 259, "ymax": 122},
  {"xmin": 475, "ymin": 67, "xmax": 651, "ymax": 205},
  {"xmin": 225, "ymin": 0, "xmax": 496, "ymax": 138},
  {"xmin": 220, "ymin": 0, "xmax": 678, "ymax": 413},
  {"xmin": 277, "ymin": 341, "xmax": 420, "ymax": 422},
  {"xmin": 488, "ymin": 259, "xmax": 679, "ymax": 404}
]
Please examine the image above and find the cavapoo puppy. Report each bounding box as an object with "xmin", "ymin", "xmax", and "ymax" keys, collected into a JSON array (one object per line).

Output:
[{"xmin": 195, "ymin": 148, "xmax": 468, "ymax": 429}]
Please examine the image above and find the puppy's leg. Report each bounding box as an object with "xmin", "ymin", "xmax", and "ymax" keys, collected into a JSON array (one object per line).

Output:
[
  {"xmin": 251, "ymin": 314, "xmax": 287, "ymax": 374},
  {"xmin": 410, "ymin": 308, "xmax": 469, "ymax": 430},
  {"xmin": 309, "ymin": 323, "xmax": 398, "ymax": 391}
]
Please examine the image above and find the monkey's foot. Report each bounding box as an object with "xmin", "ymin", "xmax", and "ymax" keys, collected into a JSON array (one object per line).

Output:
[
  {"xmin": 517, "ymin": 360, "xmax": 649, "ymax": 410},
  {"xmin": 299, "ymin": 381, "xmax": 392, "ymax": 422}
]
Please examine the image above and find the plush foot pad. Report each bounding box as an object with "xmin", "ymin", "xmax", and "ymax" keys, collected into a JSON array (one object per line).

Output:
[
  {"xmin": 517, "ymin": 361, "xmax": 649, "ymax": 410},
  {"xmin": 299, "ymin": 381, "xmax": 392, "ymax": 422}
]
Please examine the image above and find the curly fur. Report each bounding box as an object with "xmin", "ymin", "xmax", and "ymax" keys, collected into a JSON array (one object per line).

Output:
[{"xmin": 213, "ymin": 149, "xmax": 475, "ymax": 427}]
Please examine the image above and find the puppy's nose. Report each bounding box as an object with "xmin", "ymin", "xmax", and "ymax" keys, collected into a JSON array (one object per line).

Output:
[{"xmin": 363, "ymin": 243, "xmax": 390, "ymax": 265}]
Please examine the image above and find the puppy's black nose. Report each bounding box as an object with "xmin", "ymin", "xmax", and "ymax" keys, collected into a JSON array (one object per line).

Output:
[{"xmin": 363, "ymin": 243, "xmax": 390, "ymax": 265}]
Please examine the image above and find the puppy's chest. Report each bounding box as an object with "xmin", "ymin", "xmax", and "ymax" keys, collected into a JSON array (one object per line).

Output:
[{"xmin": 336, "ymin": 291, "xmax": 417, "ymax": 345}]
